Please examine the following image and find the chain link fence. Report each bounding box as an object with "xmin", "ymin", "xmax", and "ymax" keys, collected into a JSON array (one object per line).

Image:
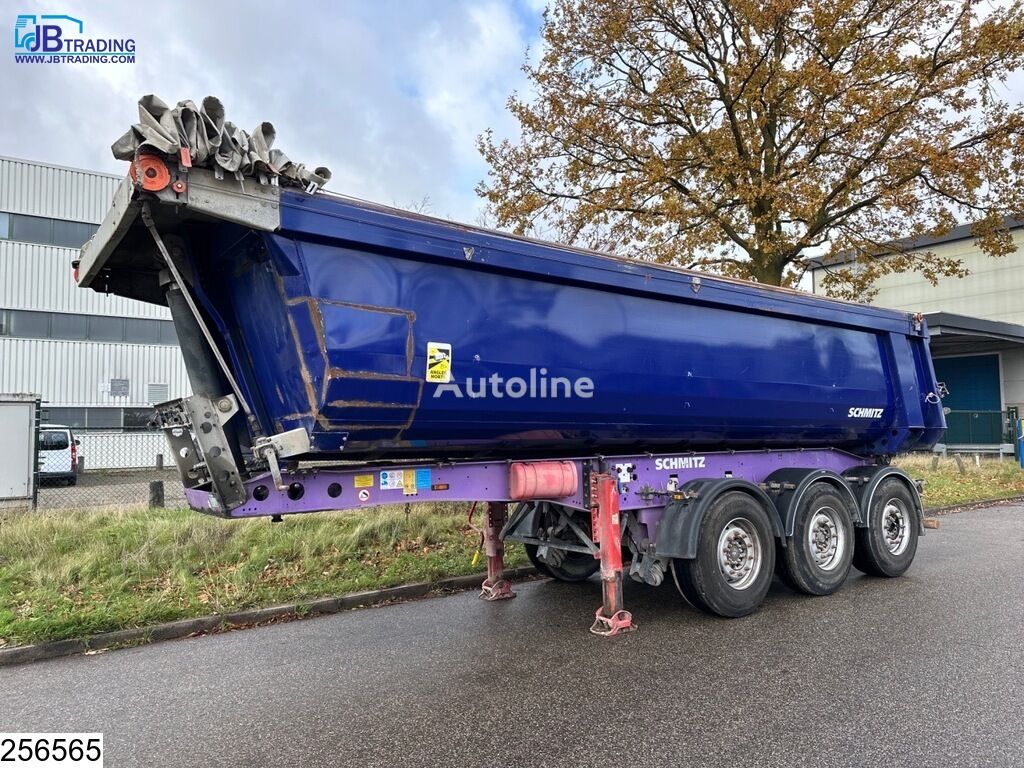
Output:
[{"xmin": 35, "ymin": 427, "xmax": 186, "ymax": 510}]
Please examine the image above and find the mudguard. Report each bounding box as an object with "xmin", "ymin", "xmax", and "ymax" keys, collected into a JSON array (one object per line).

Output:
[
  {"xmin": 764, "ymin": 468, "xmax": 863, "ymax": 537},
  {"xmin": 653, "ymin": 478, "xmax": 783, "ymax": 560},
  {"xmin": 842, "ymin": 465, "xmax": 926, "ymax": 536}
]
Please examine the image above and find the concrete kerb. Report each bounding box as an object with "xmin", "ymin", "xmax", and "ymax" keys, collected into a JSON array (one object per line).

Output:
[{"xmin": 0, "ymin": 566, "xmax": 538, "ymax": 666}]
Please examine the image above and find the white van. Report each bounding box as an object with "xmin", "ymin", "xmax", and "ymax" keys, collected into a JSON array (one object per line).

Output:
[{"xmin": 38, "ymin": 424, "xmax": 80, "ymax": 485}]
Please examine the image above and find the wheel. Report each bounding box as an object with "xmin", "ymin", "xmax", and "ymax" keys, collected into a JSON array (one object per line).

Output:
[
  {"xmin": 522, "ymin": 503, "xmax": 600, "ymax": 582},
  {"xmin": 777, "ymin": 483, "xmax": 854, "ymax": 595},
  {"xmin": 670, "ymin": 491, "xmax": 776, "ymax": 618},
  {"xmin": 524, "ymin": 543, "xmax": 599, "ymax": 581},
  {"xmin": 852, "ymin": 478, "xmax": 919, "ymax": 577}
]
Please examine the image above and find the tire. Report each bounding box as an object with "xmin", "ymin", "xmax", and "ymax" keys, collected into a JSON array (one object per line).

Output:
[
  {"xmin": 777, "ymin": 483, "xmax": 854, "ymax": 596},
  {"xmin": 670, "ymin": 491, "xmax": 776, "ymax": 618},
  {"xmin": 521, "ymin": 502, "xmax": 600, "ymax": 582},
  {"xmin": 851, "ymin": 477, "xmax": 919, "ymax": 577},
  {"xmin": 524, "ymin": 544, "xmax": 599, "ymax": 582}
]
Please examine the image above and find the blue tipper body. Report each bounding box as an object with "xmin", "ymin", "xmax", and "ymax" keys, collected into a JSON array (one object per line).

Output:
[{"xmin": 177, "ymin": 188, "xmax": 945, "ymax": 459}]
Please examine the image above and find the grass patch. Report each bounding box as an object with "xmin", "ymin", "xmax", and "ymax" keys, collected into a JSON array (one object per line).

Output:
[
  {"xmin": 0, "ymin": 503, "xmax": 525, "ymax": 648},
  {"xmin": 896, "ymin": 453, "xmax": 1024, "ymax": 508},
  {"xmin": 4, "ymin": 453, "xmax": 1019, "ymax": 649}
]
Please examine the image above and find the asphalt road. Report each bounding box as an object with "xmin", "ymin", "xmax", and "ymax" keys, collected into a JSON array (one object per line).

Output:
[{"xmin": 2, "ymin": 504, "xmax": 1022, "ymax": 768}]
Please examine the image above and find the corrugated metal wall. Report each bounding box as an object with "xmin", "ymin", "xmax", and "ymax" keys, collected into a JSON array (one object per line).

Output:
[
  {"xmin": 0, "ymin": 240, "xmax": 170, "ymax": 318},
  {"xmin": 0, "ymin": 337, "xmax": 189, "ymax": 407},
  {"xmin": 0, "ymin": 156, "xmax": 122, "ymax": 223},
  {"xmin": 1, "ymin": 157, "xmax": 189, "ymax": 420}
]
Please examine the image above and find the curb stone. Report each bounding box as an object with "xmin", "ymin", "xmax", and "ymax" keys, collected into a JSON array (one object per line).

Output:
[
  {"xmin": 0, "ymin": 566, "xmax": 537, "ymax": 667},
  {"xmin": 923, "ymin": 494, "xmax": 1024, "ymax": 517}
]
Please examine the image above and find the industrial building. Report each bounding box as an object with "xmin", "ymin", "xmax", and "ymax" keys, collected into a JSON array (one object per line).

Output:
[
  {"xmin": 0, "ymin": 156, "xmax": 189, "ymax": 466},
  {"xmin": 808, "ymin": 221, "xmax": 1024, "ymax": 452}
]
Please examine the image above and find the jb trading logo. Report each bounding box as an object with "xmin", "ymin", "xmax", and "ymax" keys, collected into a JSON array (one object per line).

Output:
[{"xmin": 14, "ymin": 14, "xmax": 135, "ymax": 63}]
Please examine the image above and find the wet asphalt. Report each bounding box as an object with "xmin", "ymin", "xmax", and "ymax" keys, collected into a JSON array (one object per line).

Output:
[{"xmin": 1, "ymin": 503, "xmax": 1022, "ymax": 768}]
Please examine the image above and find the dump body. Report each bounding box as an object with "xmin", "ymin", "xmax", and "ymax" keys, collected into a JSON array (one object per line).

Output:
[{"xmin": 79, "ymin": 167, "xmax": 945, "ymax": 460}]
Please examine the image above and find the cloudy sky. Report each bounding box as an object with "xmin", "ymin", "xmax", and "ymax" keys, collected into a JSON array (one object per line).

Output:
[{"xmin": 0, "ymin": 0, "xmax": 546, "ymax": 223}]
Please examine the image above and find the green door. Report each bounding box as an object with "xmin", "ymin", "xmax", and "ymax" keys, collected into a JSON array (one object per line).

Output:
[{"xmin": 933, "ymin": 355, "xmax": 1002, "ymax": 444}]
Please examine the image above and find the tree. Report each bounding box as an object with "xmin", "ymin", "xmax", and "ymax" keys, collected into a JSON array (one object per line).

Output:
[{"xmin": 478, "ymin": 0, "xmax": 1024, "ymax": 296}]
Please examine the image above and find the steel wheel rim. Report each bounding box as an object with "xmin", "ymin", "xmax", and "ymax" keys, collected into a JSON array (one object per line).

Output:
[
  {"xmin": 807, "ymin": 505, "xmax": 845, "ymax": 571},
  {"xmin": 718, "ymin": 517, "xmax": 762, "ymax": 590},
  {"xmin": 881, "ymin": 499, "xmax": 910, "ymax": 555}
]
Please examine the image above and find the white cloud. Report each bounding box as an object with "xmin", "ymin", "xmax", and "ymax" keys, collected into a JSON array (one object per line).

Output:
[
  {"xmin": 414, "ymin": 3, "xmax": 528, "ymax": 160},
  {"xmin": 0, "ymin": 0, "xmax": 544, "ymax": 223}
]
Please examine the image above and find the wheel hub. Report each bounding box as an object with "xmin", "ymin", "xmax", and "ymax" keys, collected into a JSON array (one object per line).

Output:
[
  {"xmin": 807, "ymin": 506, "xmax": 845, "ymax": 571},
  {"xmin": 882, "ymin": 500, "xmax": 909, "ymax": 555},
  {"xmin": 718, "ymin": 518, "xmax": 762, "ymax": 590}
]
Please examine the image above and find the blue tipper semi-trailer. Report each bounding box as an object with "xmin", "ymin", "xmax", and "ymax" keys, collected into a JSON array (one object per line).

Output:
[{"xmin": 76, "ymin": 146, "xmax": 945, "ymax": 635}]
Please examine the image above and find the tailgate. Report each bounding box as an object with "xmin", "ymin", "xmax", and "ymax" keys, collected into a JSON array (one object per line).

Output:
[{"xmin": 77, "ymin": 166, "xmax": 282, "ymax": 305}]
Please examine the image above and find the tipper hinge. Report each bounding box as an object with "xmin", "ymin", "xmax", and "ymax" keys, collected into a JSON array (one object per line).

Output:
[{"xmin": 253, "ymin": 428, "xmax": 312, "ymax": 490}]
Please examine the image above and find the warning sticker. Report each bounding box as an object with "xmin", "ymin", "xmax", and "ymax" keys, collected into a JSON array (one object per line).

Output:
[
  {"xmin": 354, "ymin": 474, "xmax": 374, "ymax": 489},
  {"xmin": 403, "ymin": 469, "xmax": 418, "ymax": 497},
  {"xmin": 380, "ymin": 470, "xmax": 404, "ymax": 490},
  {"xmin": 426, "ymin": 342, "xmax": 452, "ymax": 383},
  {"xmin": 415, "ymin": 468, "xmax": 432, "ymax": 489}
]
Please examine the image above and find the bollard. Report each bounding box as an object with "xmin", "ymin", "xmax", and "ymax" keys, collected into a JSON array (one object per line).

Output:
[
  {"xmin": 954, "ymin": 453, "xmax": 965, "ymax": 474},
  {"xmin": 77, "ymin": 456, "xmax": 85, "ymax": 473},
  {"xmin": 156, "ymin": 453, "xmax": 164, "ymax": 470},
  {"xmin": 931, "ymin": 455, "xmax": 939, "ymax": 470},
  {"xmin": 149, "ymin": 480, "xmax": 165, "ymax": 509}
]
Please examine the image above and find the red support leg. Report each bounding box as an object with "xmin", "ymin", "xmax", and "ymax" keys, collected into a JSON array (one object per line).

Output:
[
  {"xmin": 479, "ymin": 501, "xmax": 515, "ymax": 601},
  {"xmin": 590, "ymin": 473, "xmax": 636, "ymax": 636}
]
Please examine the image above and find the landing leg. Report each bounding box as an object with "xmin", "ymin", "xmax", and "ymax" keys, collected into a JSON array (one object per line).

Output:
[
  {"xmin": 590, "ymin": 474, "xmax": 636, "ymax": 636},
  {"xmin": 479, "ymin": 501, "xmax": 515, "ymax": 601}
]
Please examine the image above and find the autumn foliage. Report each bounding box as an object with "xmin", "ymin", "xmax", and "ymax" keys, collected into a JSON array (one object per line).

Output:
[{"xmin": 479, "ymin": 0, "xmax": 1024, "ymax": 295}]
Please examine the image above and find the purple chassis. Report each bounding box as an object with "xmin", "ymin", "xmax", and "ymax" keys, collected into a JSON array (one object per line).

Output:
[{"xmin": 184, "ymin": 447, "xmax": 874, "ymax": 635}]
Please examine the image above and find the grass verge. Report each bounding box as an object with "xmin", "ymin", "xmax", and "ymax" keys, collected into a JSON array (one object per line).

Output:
[
  {"xmin": 895, "ymin": 454, "xmax": 1024, "ymax": 507},
  {"xmin": 0, "ymin": 502, "xmax": 525, "ymax": 648},
  {"xmin": 2, "ymin": 454, "xmax": 1020, "ymax": 649}
]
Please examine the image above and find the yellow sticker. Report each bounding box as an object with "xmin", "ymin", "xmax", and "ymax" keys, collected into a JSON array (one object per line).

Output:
[
  {"xmin": 403, "ymin": 469, "xmax": 418, "ymax": 496},
  {"xmin": 426, "ymin": 342, "xmax": 452, "ymax": 384},
  {"xmin": 354, "ymin": 474, "xmax": 374, "ymax": 488}
]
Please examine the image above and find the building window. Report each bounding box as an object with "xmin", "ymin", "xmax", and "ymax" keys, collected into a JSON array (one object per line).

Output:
[
  {"xmin": 50, "ymin": 312, "xmax": 89, "ymax": 340},
  {"xmin": 43, "ymin": 407, "xmax": 88, "ymax": 428},
  {"xmin": 0, "ymin": 309, "xmax": 178, "ymax": 345},
  {"xmin": 123, "ymin": 408, "xmax": 156, "ymax": 428},
  {"xmin": 87, "ymin": 315, "xmax": 125, "ymax": 342},
  {"xmin": 52, "ymin": 219, "xmax": 98, "ymax": 248},
  {"xmin": 43, "ymin": 407, "xmax": 124, "ymax": 429},
  {"xmin": 0, "ymin": 211, "xmax": 98, "ymax": 248},
  {"xmin": 87, "ymin": 408, "xmax": 123, "ymax": 428},
  {"xmin": 43, "ymin": 407, "xmax": 165, "ymax": 431},
  {"xmin": 10, "ymin": 214, "xmax": 53, "ymax": 245},
  {"xmin": 159, "ymin": 322, "xmax": 179, "ymax": 345},
  {"xmin": 126, "ymin": 318, "xmax": 162, "ymax": 344},
  {"xmin": 9, "ymin": 309, "xmax": 50, "ymax": 338}
]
